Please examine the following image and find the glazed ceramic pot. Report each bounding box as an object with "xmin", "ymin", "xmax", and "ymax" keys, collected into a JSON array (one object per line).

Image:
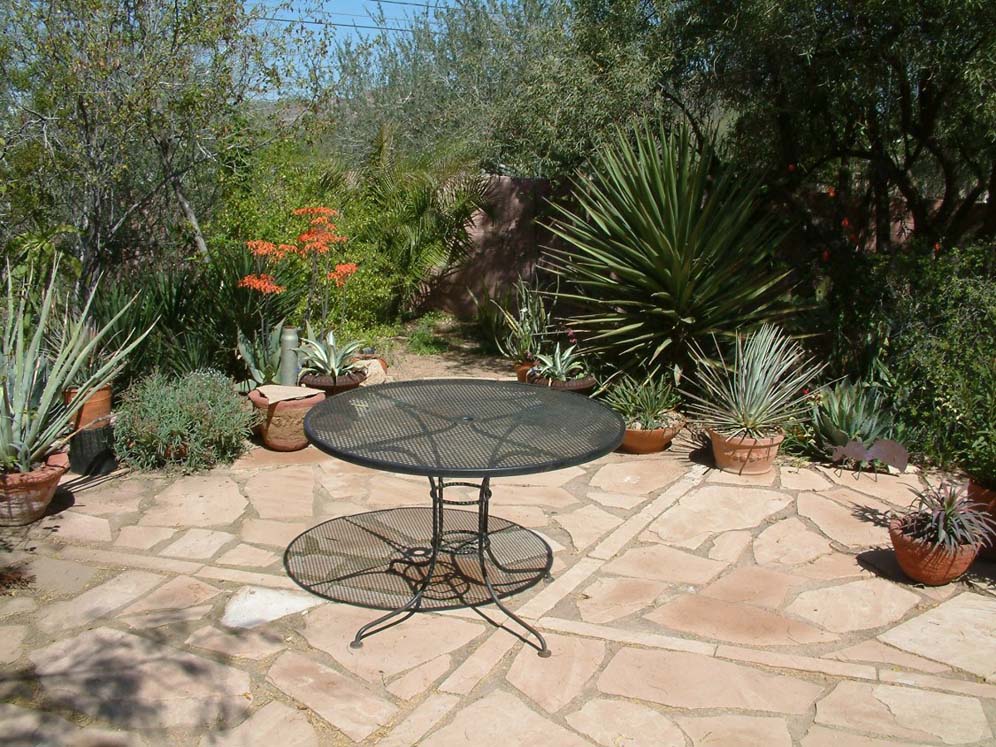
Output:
[
  {"xmin": 299, "ymin": 370, "xmax": 367, "ymax": 397},
  {"xmin": 63, "ymin": 384, "xmax": 113, "ymax": 431},
  {"xmin": 708, "ymin": 429, "xmax": 785, "ymax": 475},
  {"xmin": 968, "ymin": 478, "xmax": 996, "ymax": 561},
  {"xmin": 525, "ymin": 374, "xmax": 597, "ymax": 396},
  {"xmin": 619, "ymin": 419, "xmax": 685, "ymax": 454},
  {"xmin": 889, "ymin": 517, "xmax": 980, "ymax": 586},
  {"xmin": 248, "ymin": 389, "xmax": 325, "ymax": 451},
  {"xmin": 0, "ymin": 452, "xmax": 70, "ymax": 526}
]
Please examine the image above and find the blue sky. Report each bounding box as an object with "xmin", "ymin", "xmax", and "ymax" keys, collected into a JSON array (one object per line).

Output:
[{"xmin": 250, "ymin": 0, "xmax": 447, "ymax": 44}]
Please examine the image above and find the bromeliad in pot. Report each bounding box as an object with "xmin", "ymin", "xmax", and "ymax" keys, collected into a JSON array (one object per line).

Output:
[
  {"xmin": 526, "ymin": 343, "xmax": 597, "ymax": 395},
  {"xmin": 682, "ymin": 325, "xmax": 825, "ymax": 475},
  {"xmin": 889, "ymin": 485, "xmax": 995, "ymax": 586},
  {"xmin": 604, "ymin": 375, "xmax": 684, "ymax": 454},
  {"xmin": 1, "ymin": 258, "xmax": 152, "ymax": 525}
]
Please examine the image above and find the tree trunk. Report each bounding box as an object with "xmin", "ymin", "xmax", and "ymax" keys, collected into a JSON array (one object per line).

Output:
[{"xmin": 172, "ymin": 177, "xmax": 209, "ymax": 258}]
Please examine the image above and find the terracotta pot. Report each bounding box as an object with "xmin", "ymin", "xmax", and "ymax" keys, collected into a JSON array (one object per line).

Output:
[
  {"xmin": 515, "ymin": 361, "xmax": 533, "ymax": 383},
  {"xmin": 248, "ymin": 389, "xmax": 325, "ymax": 451},
  {"xmin": 889, "ymin": 518, "xmax": 980, "ymax": 586},
  {"xmin": 968, "ymin": 478, "xmax": 996, "ymax": 561},
  {"xmin": 299, "ymin": 370, "xmax": 367, "ymax": 397},
  {"xmin": 0, "ymin": 453, "xmax": 70, "ymax": 526},
  {"xmin": 619, "ymin": 420, "xmax": 685, "ymax": 454},
  {"xmin": 708, "ymin": 429, "xmax": 784, "ymax": 475},
  {"xmin": 64, "ymin": 384, "xmax": 113, "ymax": 431},
  {"xmin": 525, "ymin": 374, "xmax": 597, "ymax": 396}
]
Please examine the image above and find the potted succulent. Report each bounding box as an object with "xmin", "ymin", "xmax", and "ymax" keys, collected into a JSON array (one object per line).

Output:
[
  {"xmin": 683, "ymin": 325, "xmax": 825, "ymax": 474},
  {"xmin": 526, "ymin": 343, "xmax": 597, "ymax": 395},
  {"xmin": 1, "ymin": 261, "xmax": 151, "ymax": 525},
  {"xmin": 494, "ymin": 279, "xmax": 553, "ymax": 381},
  {"xmin": 59, "ymin": 322, "xmax": 115, "ymax": 431},
  {"xmin": 604, "ymin": 375, "xmax": 685, "ymax": 453},
  {"xmin": 297, "ymin": 325, "xmax": 367, "ymax": 396},
  {"xmin": 889, "ymin": 485, "xmax": 995, "ymax": 586}
]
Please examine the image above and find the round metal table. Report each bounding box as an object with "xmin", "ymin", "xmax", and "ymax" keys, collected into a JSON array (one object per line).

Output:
[{"xmin": 292, "ymin": 379, "xmax": 624, "ymax": 656}]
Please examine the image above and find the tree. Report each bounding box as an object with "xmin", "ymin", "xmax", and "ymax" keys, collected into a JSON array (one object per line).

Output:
[{"xmin": 0, "ymin": 0, "xmax": 286, "ymax": 285}]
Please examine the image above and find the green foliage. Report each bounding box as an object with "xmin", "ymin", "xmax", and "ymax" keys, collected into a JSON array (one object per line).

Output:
[
  {"xmin": 897, "ymin": 485, "xmax": 996, "ymax": 552},
  {"xmin": 532, "ymin": 343, "xmax": 588, "ymax": 382},
  {"xmin": 603, "ymin": 375, "xmax": 681, "ymax": 430},
  {"xmin": 957, "ymin": 369, "xmax": 996, "ymax": 489},
  {"xmin": 237, "ymin": 320, "xmax": 283, "ymax": 389},
  {"xmin": 684, "ymin": 325, "xmax": 825, "ymax": 439},
  {"xmin": 492, "ymin": 278, "xmax": 554, "ymax": 363},
  {"xmin": 468, "ymin": 286, "xmax": 512, "ymax": 355},
  {"xmin": 406, "ymin": 313, "xmax": 451, "ymax": 355},
  {"xmin": 115, "ymin": 369, "xmax": 257, "ymax": 472},
  {"xmin": 549, "ymin": 123, "xmax": 795, "ymax": 378},
  {"xmin": 810, "ymin": 381, "xmax": 894, "ymax": 456},
  {"xmin": 1, "ymin": 259, "xmax": 151, "ymax": 472},
  {"xmin": 297, "ymin": 324, "xmax": 361, "ymax": 378}
]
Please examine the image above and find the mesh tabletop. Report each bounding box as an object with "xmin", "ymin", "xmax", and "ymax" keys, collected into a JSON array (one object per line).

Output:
[{"xmin": 304, "ymin": 379, "xmax": 625, "ymax": 477}]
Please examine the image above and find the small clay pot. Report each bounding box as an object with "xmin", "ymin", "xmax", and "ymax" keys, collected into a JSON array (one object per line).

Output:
[
  {"xmin": 526, "ymin": 374, "xmax": 597, "ymax": 396},
  {"xmin": 0, "ymin": 453, "xmax": 70, "ymax": 526},
  {"xmin": 619, "ymin": 419, "xmax": 685, "ymax": 454},
  {"xmin": 967, "ymin": 478, "xmax": 996, "ymax": 561},
  {"xmin": 249, "ymin": 389, "xmax": 325, "ymax": 451},
  {"xmin": 889, "ymin": 518, "xmax": 980, "ymax": 586},
  {"xmin": 300, "ymin": 370, "xmax": 367, "ymax": 397},
  {"xmin": 708, "ymin": 429, "xmax": 784, "ymax": 475},
  {"xmin": 64, "ymin": 384, "xmax": 113, "ymax": 431},
  {"xmin": 515, "ymin": 361, "xmax": 533, "ymax": 383}
]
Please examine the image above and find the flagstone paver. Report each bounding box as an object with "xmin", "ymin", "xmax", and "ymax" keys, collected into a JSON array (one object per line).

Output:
[
  {"xmin": 676, "ymin": 714, "xmax": 793, "ymax": 747},
  {"xmin": 786, "ymin": 578, "xmax": 922, "ymax": 632},
  {"xmin": 3, "ymin": 441, "xmax": 995, "ymax": 747},
  {"xmin": 814, "ymin": 681, "xmax": 992, "ymax": 744},
  {"xmin": 878, "ymin": 592, "xmax": 996, "ymax": 680},
  {"xmin": 566, "ymin": 698, "xmax": 685, "ymax": 747},
  {"xmin": 647, "ymin": 485, "xmax": 791, "ymax": 549}
]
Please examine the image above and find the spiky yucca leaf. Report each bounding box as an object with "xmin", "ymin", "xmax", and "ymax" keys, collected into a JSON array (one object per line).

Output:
[{"xmin": 548, "ymin": 122, "xmax": 794, "ymax": 377}]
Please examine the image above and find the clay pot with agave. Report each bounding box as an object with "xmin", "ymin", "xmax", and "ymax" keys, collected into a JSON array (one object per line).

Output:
[
  {"xmin": 249, "ymin": 387, "xmax": 325, "ymax": 451},
  {"xmin": 709, "ymin": 429, "xmax": 785, "ymax": 475},
  {"xmin": 0, "ymin": 451, "xmax": 69, "ymax": 527},
  {"xmin": 526, "ymin": 343, "xmax": 596, "ymax": 395},
  {"xmin": 604, "ymin": 375, "xmax": 685, "ymax": 454},
  {"xmin": 526, "ymin": 372, "xmax": 597, "ymax": 396},
  {"xmin": 888, "ymin": 485, "xmax": 995, "ymax": 585},
  {"xmin": 299, "ymin": 370, "xmax": 367, "ymax": 397}
]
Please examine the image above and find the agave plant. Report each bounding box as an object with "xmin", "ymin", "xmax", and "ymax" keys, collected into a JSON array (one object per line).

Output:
[
  {"xmin": 297, "ymin": 324, "xmax": 361, "ymax": 379},
  {"xmin": 897, "ymin": 485, "xmax": 995, "ymax": 552},
  {"xmin": 236, "ymin": 320, "xmax": 283, "ymax": 389},
  {"xmin": 603, "ymin": 375, "xmax": 682, "ymax": 430},
  {"xmin": 683, "ymin": 325, "xmax": 825, "ymax": 439},
  {"xmin": 1, "ymin": 260, "xmax": 152, "ymax": 473},
  {"xmin": 492, "ymin": 278, "xmax": 553, "ymax": 363},
  {"xmin": 812, "ymin": 380, "xmax": 894, "ymax": 453},
  {"xmin": 531, "ymin": 343, "xmax": 588, "ymax": 382},
  {"xmin": 548, "ymin": 122, "xmax": 794, "ymax": 378}
]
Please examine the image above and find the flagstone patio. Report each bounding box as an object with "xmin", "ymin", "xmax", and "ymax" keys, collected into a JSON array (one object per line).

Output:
[{"xmin": 2, "ymin": 441, "xmax": 996, "ymax": 746}]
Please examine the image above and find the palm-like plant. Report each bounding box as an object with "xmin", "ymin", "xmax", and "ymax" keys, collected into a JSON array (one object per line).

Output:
[
  {"xmin": 297, "ymin": 324, "xmax": 361, "ymax": 379},
  {"xmin": 548, "ymin": 122, "xmax": 794, "ymax": 378},
  {"xmin": 1, "ymin": 260, "xmax": 152, "ymax": 473},
  {"xmin": 683, "ymin": 325, "xmax": 825, "ymax": 439}
]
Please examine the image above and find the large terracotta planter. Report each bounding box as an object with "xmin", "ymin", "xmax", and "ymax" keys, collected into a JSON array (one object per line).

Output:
[
  {"xmin": 515, "ymin": 362, "xmax": 533, "ymax": 383},
  {"xmin": 248, "ymin": 389, "xmax": 324, "ymax": 451},
  {"xmin": 619, "ymin": 419, "xmax": 685, "ymax": 454},
  {"xmin": 889, "ymin": 518, "xmax": 980, "ymax": 585},
  {"xmin": 968, "ymin": 478, "xmax": 996, "ymax": 561},
  {"xmin": 0, "ymin": 453, "xmax": 70, "ymax": 526},
  {"xmin": 708, "ymin": 429, "xmax": 784, "ymax": 475},
  {"xmin": 300, "ymin": 370, "xmax": 367, "ymax": 397},
  {"xmin": 526, "ymin": 374, "xmax": 597, "ymax": 396},
  {"xmin": 64, "ymin": 384, "xmax": 112, "ymax": 431}
]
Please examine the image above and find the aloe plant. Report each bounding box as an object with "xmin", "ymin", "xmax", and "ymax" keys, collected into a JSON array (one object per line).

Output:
[
  {"xmin": 297, "ymin": 324, "xmax": 361, "ymax": 379},
  {"xmin": 1, "ymin": 261, "xmax": 153, "ymax": 473},
  {"xmin": 683, "ymin": 325, "xmax": 825, "ymax": 439},
  {"xmin": 531, "ymin": 343, "xmax": 588, "ymax": 382},
  {"xmin": 548, "ymin": 122, "xmax": 793, "ymax": 378},
  {"xmin": 604, "ymin": 375, "xmax": 682, "ymax": 430},
  {"xmin": 237, "ymin": 320, "xmax": 283, "ymax": 389}
]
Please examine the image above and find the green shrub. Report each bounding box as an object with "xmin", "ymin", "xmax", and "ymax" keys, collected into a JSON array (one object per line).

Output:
[{"xmin": 115, "ymin": 369, "xmax": 257, "ymax": 471}]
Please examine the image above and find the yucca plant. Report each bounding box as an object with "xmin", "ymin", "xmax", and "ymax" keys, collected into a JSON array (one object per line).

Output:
[
  {"xmin": 531, "ymin": 343, "xmax": 588, "ymax": 382},
  {"xmin": 297, "ymin": 324, "xmax": 361, "ymax": 379},
  {"xmin": 493, "ymin": 278, "xmax": 553, "ymax": 363},
  {"xmin": 683, "ymin": 325, "xmax": 825, "ymax": 439},
  {"xmin": 548, "ymin": 122, "xmax": 794, "ymax": 378},
  {"xmin": 897, "ymin": 485, "xmax": 995, "ymax": 553},
  {"xmin": 812, "ymin": 380, "xmax": 894, "ymax": 453},
  {"xmin": 604, "ymin": 375, "xmax": 682, "ymax": 430},
  {"xmin": 1, "ymin": 260, "xmax": 152, "ymax": 473}
]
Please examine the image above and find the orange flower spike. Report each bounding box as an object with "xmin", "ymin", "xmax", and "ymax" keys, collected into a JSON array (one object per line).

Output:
[{"xmin": 246, "ymin": 240, "xmax": 277, "ymax": 256}]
